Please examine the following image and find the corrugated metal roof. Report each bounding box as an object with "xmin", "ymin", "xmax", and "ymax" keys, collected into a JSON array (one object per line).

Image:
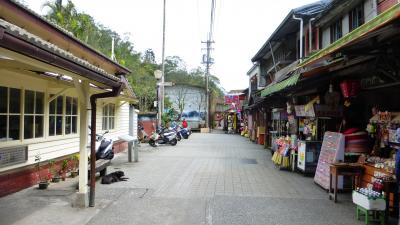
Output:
[
  {"xmin": 293, "ymin": 0, "xmax": 331, "ymax": 16},
  {"xmin": 251, "ymin": 1, "xmax": 331, "ymax": 62}
]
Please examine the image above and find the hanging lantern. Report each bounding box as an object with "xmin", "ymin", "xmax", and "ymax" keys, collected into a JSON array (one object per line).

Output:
[{"xmin": 340, "ymin": 80, "xmax": 360, "ymax": 98}]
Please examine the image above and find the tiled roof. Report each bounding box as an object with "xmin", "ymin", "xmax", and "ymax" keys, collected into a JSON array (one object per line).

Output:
[
  {"xmin": 0, "ymin": 18, "xmax": 120, "ymax": 82},
  {"xmin": 8, "ymin": 0, "xmax": 131, "ymax": 74},
  {"xmin": 120, "ymin": 75, "xmax": 136, "ymax": 98}
]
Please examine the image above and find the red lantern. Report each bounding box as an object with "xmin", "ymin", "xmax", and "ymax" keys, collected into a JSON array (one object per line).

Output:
[{"xmin": 340, "ymin": 80, "xmax": 360, "ymax": 98}]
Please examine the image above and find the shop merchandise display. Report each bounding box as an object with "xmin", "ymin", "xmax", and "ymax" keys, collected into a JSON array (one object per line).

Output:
[
  {"xmin": 271, "ymin": 136, "xmax": 292, "ymax": 169},
  {"xmin": 367, "ymin": 111, "xmax": 400, "ymax": 175},
  {"xmin": 353, "ymin": 188, "xmax": 386, "ymax": 211},
  {"xmin": 356, "ymin": 187, "xmax": 384, "ymax": 199}
]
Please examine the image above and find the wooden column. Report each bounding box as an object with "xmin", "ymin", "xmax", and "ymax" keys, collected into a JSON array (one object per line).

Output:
[{"xmin": 74, "ymin": 79, "xmax": 89, "ymax": 207}]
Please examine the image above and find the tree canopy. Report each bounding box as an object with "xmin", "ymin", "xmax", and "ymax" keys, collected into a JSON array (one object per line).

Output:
[{"xmin": 41, "ymin": 0, "xmax": 223, "ymax": 112}]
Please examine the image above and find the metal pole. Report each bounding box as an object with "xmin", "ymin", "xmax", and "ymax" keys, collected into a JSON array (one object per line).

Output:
[
  {"xmin": 89, "ymin": 86, "xmax": 122, "ymax": 207},
  {"xmin": 157, "ymin": 84, "xmax": 161, "ymax": 127},
  {"xmin": 205, "ymin": 40, "xmax": 210, "ymax": 128},
  {"xmin": 156, "ymin": 83, "xmax": 161, "ymax": 126},
  {"xmin": 89, "ymin": 97, "xmax": 97, "ymax": 207},
  {"xmin": 293, "ymin": 15, "xmax": 304, "ymax": 62},
  {"xmin": 128, "ymin": 104, "xmax": 133, "ymax": 162},
  {"xmin": 133, "ymin": 140, "xmax": 139, "ymax": 162},
  {"xmin": 161, "ymin": 0, "xmax": 166, "ymax": 122}
]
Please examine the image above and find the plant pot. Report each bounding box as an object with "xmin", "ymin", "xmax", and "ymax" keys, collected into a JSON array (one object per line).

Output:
[
  {"xmin": 38, "ymin": 181, "xmax": 49, "ymax": 189},
  {"xmin": 60, "ymin": 172, "xmax": 66, "ymax": 181},
  {"xmin": 51, "ymin": 177, "xmax": 61, "ymax": 183},
  {"xmin": 70, "ymin": 171, "xmax": 78, "ymax": 178}
]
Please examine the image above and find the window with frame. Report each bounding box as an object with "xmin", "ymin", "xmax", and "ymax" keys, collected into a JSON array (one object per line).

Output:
[
  {"xmin": 102, "ymin": 103, "xmax": 115, "ymax": 130},
  {"xmin": 49, "ymin": 95, "xmax": 64, "ymax": 136},
  {"xmin": 349, "ymin": 3, "xmax": 364, "ymax": 31},
  {"xmin": 65, "ymin": 96, "xmax": 78, "ymax": 135},
  {"xmin": 330, "ymin": 19, "xmax": 342, "ymax": 43},
  {"xmin": 0, "ymin": 86, "xmax": 21, "ymax": 141},
  {"xmin": 24, "ymin": 90, "xmax": 44, "ymax": 139}
]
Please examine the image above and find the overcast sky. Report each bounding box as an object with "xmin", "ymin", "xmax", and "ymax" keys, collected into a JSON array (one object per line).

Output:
[{"xmin": 26, "ymin": 0, "xmax": 316, "ymax": 92}]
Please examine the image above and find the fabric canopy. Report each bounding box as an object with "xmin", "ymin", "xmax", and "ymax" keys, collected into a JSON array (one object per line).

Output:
[{"xmin": 261, "ymin": 73, "xmax": 300, "ymax": 97}]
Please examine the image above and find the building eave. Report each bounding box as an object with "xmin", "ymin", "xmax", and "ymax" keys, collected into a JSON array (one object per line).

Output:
[
  {"xmin": 251, "ymin": 1, "xmax": 331, "ymax": 62},
  {"xmin": 0, "ymin": 19, "xmax": 121, "ymax": 88},
  {"xmin": 1, "ymin": 0, "xmax": 131, "ymax": 75}
]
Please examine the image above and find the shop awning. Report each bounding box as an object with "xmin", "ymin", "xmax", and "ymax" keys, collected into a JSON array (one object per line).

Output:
[
  {"xmin": 299, "ymin": 3, "xmax": 400, "ymax": 68},
  {"xmin": 260, "ymin": 72, "xmax": 300, "ymax": 97}
]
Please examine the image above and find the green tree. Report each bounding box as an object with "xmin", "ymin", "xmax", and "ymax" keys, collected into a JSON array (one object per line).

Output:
[{"xmin": 41, "ymin": 0, "xmax": 223, "ymax": 113}]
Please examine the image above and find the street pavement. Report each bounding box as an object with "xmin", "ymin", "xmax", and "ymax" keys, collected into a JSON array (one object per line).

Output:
[{"xmin": 0, "ymin": 132, "xmax": 384, "ymax": 225}]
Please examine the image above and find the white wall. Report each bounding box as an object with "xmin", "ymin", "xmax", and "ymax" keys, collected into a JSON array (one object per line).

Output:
[
  {"xmin": 322, "ymin": 27, "xmax": 331, "ymax": 48},
  {"xmin": 165, "ymin": 85, "xmax": 206, "ymax": 117},
  {"xmin": 0, "ymin": 70, "xmax": 80, "ymax": 172},
  {"xmin": 319, "ymin": 0, "xmax": 379, "ymax": 49},
  {"xmin": 364, "ymin": 0, "xmax": 378, "ymax": 22},
  {"xmin": 342, "ymin": 14, "xmax": 350, "ymax": 36},
  {"xmin": 0, "ymin": 69, "xmax": 131, "ymax": 173},
  {"xmin": 95, "ymin": 100, "xmax": 130, "ymax": 142}
]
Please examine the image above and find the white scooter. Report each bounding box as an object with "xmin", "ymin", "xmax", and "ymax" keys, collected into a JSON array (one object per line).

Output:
[{"xmin": 89, "ymin": 126, "xmax": 114, "ymax": 160}]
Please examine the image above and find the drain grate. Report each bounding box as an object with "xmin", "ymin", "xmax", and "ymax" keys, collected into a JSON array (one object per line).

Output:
[{"xmin": 240, "ymin": 158, "xmax": 257, "ymax": 164}]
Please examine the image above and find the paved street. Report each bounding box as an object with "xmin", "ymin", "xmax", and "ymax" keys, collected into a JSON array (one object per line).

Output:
[{"xmin": 0, "ymin": 133, "xmax": 372, "ymax": 225}]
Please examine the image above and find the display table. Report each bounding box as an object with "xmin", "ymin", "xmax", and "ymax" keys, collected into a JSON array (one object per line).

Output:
[{"xmin": 329, "ymin": 163, "xmax": 364, "ymax": 202}]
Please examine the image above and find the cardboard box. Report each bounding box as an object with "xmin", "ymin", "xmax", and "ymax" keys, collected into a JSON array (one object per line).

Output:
[{"xmin": 201, "ymin": 128, "xmax": 210, "ymax": 133}]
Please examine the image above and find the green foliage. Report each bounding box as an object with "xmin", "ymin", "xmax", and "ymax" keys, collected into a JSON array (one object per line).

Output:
[
  {"xmin": 164, "ymin": 96, "xmax": 172, "ymax": 109},
  {"xmin": 42, "ymin": 0, "xmax": 223, "ymax": 113},
  {"xmin": 161, "ymin": 108, "xmax": 176, "ymax": 127},
  {"xmin": 48, "ymin": 160, "xmax": 57, "ymax": 176}
]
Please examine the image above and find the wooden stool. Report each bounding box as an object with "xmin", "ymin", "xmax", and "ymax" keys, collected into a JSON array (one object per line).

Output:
[{"xmin": 356, "ymin": 205, "xmax": 385, "ymax": 225}]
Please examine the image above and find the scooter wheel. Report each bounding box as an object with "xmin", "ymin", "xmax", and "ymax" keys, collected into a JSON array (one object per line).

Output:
[
  {"xmin": 149, "ymin": 140, "xmax": 157, "ymax": 147},
  {"xmin": 170, "ymin": 138, "xmax": 177, "ymax": 146},
  {"xmin": 177, "ymin": 135, "xmax": 181, "ymax": 141}
]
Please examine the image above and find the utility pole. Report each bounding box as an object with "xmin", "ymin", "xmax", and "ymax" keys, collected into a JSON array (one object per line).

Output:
[
  {"xmin": 202, "ymin": 40, "xmax": 214, "ymax": 129},
  {"xmin": 202, "ymin": 0, "xmax": 216, "ymax": 129},
  {"xmin": 161, "ymin": 0, "xmax": 166, "ymax": 119}
]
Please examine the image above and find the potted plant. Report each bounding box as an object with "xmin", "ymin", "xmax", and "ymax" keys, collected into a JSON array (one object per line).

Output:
[
  {"xmin": 69, "ymin": 154, "xmax": 79, "ymax": 178},
  {"xmin": 49, "ymin": 160, "xmax": 61, "ymax": 183},
  {"xmin": 35, "ymin": 154, "xmax": 50, "ymax": 189},
  {"xmin": 60, "ymin": 159, "xmax": 68, "ymax": 181}
]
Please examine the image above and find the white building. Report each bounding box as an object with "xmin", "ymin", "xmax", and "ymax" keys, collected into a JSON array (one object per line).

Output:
[{"xmin": 0, "ymin": 1, "xmax": 137, "ymax": 205}]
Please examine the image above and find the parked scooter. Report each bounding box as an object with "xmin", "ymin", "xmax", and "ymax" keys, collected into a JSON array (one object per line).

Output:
[
  {"xmin": 172, "ymin": 125, "xmax": 182, "ymax": 141},
  {"xmin": 170, "ymin": 125, "xmax": 184, "ymax": 141},
  {"xmin": 172, "ymin": 125, "xmax": 190, "ymax": 140},
  {"xmin": 89, "ymin": 126, "xmax": 114, "ymax": 160},
  {"xmin": 180, "ymin": 126, "xmax": 191, "ymax": 139},
  {"xmin": 149, "ymin": 126, "xmax": 178, "ymax": 147}
]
